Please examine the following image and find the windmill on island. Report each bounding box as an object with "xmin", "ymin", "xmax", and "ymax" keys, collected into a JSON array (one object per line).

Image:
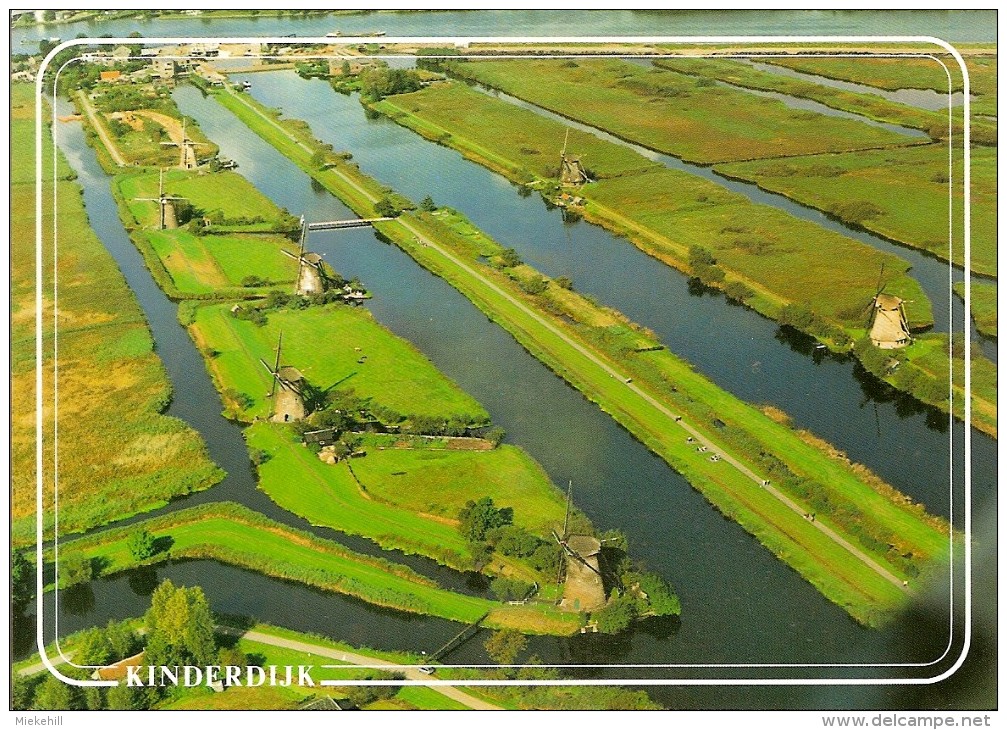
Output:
[
  {"xmin": 552, "ymin": 482, "xmax": 606, "ymax": 613},
  {"xmin": 134, "ymin": 169, "xmax": 186, "ymax": 230},
  {"xmin": 160, "ymin": 118, "xmax": 212, "ymax": 170},
  {"xmin": 260, "ymin": 332, "xmax": 307, "ymax": 423},
  {"xmin": 559, "ymin": 129, "xmax": 591, "ymax": 187},
  {"xmin": 864, "ymin": 264, "xmax": 912, "ymax": 350},
  {"xmin": 280, "ymin": 215, "xmax": 383, "ymax": 299}
]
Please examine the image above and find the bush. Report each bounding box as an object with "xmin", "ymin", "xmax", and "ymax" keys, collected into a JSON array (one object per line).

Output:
[
  {"xmin": 374, "ymin": 197, "xmax": 398, "ymax": 218},
  {"xmin": 498, "ymin": 248, "xmax": 523, "ymax": 268},
  {"xmin": 593, "ymin": 593, "xmax": 637, "ymax": 634},
  {"xmin": 458, "ymin": 497, "xmax": 513, "ymax": 543},
  {"xmin": 490, "ymin": 576, "xmax": 534, "ymax": 602},
  {"xmin": 127, "ymin": 528, "xmax": 157, "ymax": 561}
]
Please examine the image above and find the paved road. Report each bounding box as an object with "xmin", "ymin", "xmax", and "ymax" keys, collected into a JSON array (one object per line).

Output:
[
  {"xmin": 223, "ymin": 85, "xmax": 909, "ymax": 594},
  {"xmin": 76, "ymin": 90, "xmax": 126, "ymax": 166},
  {"xmin": 219, "ymin": 627, "xmax": 501, "ymax": 710}
]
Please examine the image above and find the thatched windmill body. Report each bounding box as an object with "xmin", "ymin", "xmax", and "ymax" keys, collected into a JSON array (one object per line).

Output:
[
  {"xmin": 553, "ymin": 482, "xmax": 606, "ymax": 612},
  {"xmin": 559, "ymin": 129, "xmax": 591, "ymax": 187},
  {"xmin": 134, "ymin": 169, "xmax": 186, "ymax": 230},
  {"xmin": 282, "ymin": 217, "xmax": 328, "ymax": 296},
  {"xmin": 260, "ymin": 332, "xmax": 307, "ymax": 423},
  {"xmin": 864, "ymin": 264, "xmax": 912, "ymax": 349},
  {"xmin": 160, "ymin": 118, "xmax": 212, "ymax": 170}
]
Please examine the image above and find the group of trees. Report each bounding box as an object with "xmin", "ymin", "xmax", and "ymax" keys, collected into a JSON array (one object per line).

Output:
[
  {"xmin": 457, "ymin": 497, "xmax": 562, "ymax": 576},
  {"xmin": 358, "ymin": 66, "xmax": 423, "ymax": 102}
]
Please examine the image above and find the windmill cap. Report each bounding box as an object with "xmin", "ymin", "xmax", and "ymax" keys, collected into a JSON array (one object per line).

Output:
[
  {"xmin": 278, "ymin": 366, "xmax": 304, "ymax": 382},
  {"xmin": 875, "ymin": 293, "xmax": 903, "ymax": 309},
  {"xmin": 566, "ymin": 535, "xmax": 601, "ymax": 556}
]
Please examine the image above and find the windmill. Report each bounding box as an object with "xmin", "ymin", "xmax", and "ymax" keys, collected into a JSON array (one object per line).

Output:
[
  {"xmin": 160, "ymin": 118, "xmax": 212, "ymax": 170},
  {"xmin": 259, "ymin": 332, "xmax": 307, "ymax": 423},
  {"xmin": 559, "ymin": 128, "xmax": 591, "ymax": 186},
  {"xmin": 862, "ymin": 264, "xmax": 912, "ymax": 349},
  {"xmin": 552, "ymin": 482, "xmax": 607, "ymax": 612},
  {"xmin": 281, "ymin": 216, "xmax": 328, "ymax": 296},
  {"xmin": 134, "ymin": 168, "xmax": 186, "ymax": 230}
]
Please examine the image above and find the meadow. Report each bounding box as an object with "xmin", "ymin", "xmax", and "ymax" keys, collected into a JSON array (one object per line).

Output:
[
  {"xmin": 191, "ymin": 302, "xmax": 488, "ymax": 423},
  {"xmin": 446, "ymin": 58, "xmax": 917, "ymax": 163},
  {"xmin": 763, "ymin": 55, "xmax": 998, "ymax": 96},
  {"xmin": 654, "ymin": 58, "xmax": 997, "ymax": 146},
  {"xmin": 955, "ymin": 281, "xmax": 997, "ymax": 338},
  {"xmin": 716, "ymin": 144, "xmax": 997, "ymax": 276},
  {"xmin": 11, "ymin": 83, "xmax": 223, "ymax": 546},
  {"xmin": 248, "ymin": 423, "xmax": 565, "ymax": 581},
  {"xmin": 375, "ymin": 81, "xmax": 933, "ymax": 331}
]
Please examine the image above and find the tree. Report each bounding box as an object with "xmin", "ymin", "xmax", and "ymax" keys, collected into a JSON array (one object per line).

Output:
[
  {"xmin": 144, "ymin": 580, "xmax": 217, "ymax": 669},
  {"xmin": 593, "ymin": 593, "xmax": 638, "ymax": 634},
  {"xmin": 127, "ymin": 528, "xmax": 157, "ymax": 561},
  {"xmin": 554, "ymin": 275, "xmax": 574, "ymax": 290},
  {"xmin": 32, "ymin": 675, "xmax": 82, "ymax": 710},
  {"xmin": 104, "ymin": 619, "xmax": 141, "ymax": 660},
  {"xmin": 498, "ymin": 248, "xmax": 522, "ymax": 268},
  {"xmin": 12, "ymin": 549, "xmax": 34, "ymax": 614},
  {"xmin": 74, "ymin": 627, "xmax": 112, "ymax": 666},
  {"xmin": 373, "ymin": 196, "xmax": 397, "ymax": 218},
  {"xmin": 60, "ymin": 553, "xmax": 92, "ymax": 587},
  {"xmin": 11, "ymin": 674, "xmax": 35, "ymax": 710},
  {"xmin": 340, "ymin": 59, "xmax": 351, "ymax": 76},
  {"xmin": 310, "ymin": 148, "xmax": 327, "ymax": 169},
  {"xmin": 106, "ymin": 683, "xmax": 151, "ymax": 710},
  {"xmin": 458, "ymin": 497, "xmax": 512, "ymax": 543},
  {"xmin": 420, "ymin": 195, "xmax": 436, "ymax": 212},
  {"xmin": 484, "ymin": 629, "xmax": 527, "ymax": 666}
]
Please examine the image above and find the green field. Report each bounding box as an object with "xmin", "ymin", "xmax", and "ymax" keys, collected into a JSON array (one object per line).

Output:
[
  {"xmin": 145, "ymin": 229, "xmax": 298, "ymax": 294},
  {"xmin": 446, "ymin": 58, "xmax": 916, "ymax": 163},
  {"xmin": 955, "ymin": 281, "xmax": 997, "ymax": 338},
  {"xmin": 763, "ymin": 55, "xmax": 997, "ymax": 96},
  {"xmin": 119, "ymin": 168, "xmax": 288, "ymax": 227},
  {"xmin": 248, "ymin": 423, "xmax": 565, "ymax": 579},
  {"xmin": 374, "ymin": 81, "xmax": 933, "ymax": 330},
  {"xmin": 191, "ymin": 302, "xmax": 487, "ymax": 423},
  {"xmin": 654, "ymin": 58, "xmax": 996, "ymax": 146},
  {"xmin": 11, "ymin": 83, "xmax": 223, "ymax": 545},
  {"xmin": 716, "ymin": 144, "xmax": 996, "ymax": 276}
]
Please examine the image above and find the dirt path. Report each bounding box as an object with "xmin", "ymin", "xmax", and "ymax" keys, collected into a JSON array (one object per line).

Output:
[
  {"xmin": 218, "ymin": 627, "xmax": 501, "ymax": 710},
  {"xmin": 75, "ymin": 90, "xmax": 126, "ymax": 166},
  {"xmin": 225, "ymin": 85, "xmax": 910, "ymax": 594},
  {"xmin": 130, "ymin": 109, "xmax": 186, "ymax": 146}
]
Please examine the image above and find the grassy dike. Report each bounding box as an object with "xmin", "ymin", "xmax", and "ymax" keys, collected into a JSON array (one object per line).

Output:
[
  {"xmin": 955, "ymin": 281, "xmax": 997, "ymax": 338},
  {"xmin": 53, "ymin": 502, "xmax": 577, "ymax": 634},
  {"xmin": 11, "ymin": 83, "xmax": 223, "ymax": 545},
  {"xmin": 214, "ymin": 84, "xmax": 950, "ymax": 625},
  {"xmin": 369, "ymin": 81, "xmax": 994, "ymax": 438}
]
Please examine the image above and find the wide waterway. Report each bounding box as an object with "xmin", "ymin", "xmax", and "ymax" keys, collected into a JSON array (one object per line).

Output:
[
  {"xmin": 28, "ymin": 66, "xmax": 989, "ymax": 707},
  {"xmin": 13, "ymin": 9, "xmax": 996, "ymax": 53}
]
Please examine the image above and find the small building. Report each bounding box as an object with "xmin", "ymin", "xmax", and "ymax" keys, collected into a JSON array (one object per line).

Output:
[
  {"xmin": 152, "ymin": 59, "xmax": 177, "ymax": 79},
  {"xmin": 99, "ymin": 70, "xmax": 122, "ymax": 83},
  {"xmin": 91, "ymin": 652, "xmax": 145, "ymax": 681}
]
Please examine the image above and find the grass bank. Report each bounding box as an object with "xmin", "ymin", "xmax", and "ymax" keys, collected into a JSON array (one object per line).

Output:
[
  {"xmin": 446, "ymin": 58, "xmax": 918, "ymax": 163},
  {"xmin": 54, "ymin": 501, "xmax": 577, "ymax": 634},
  {"xmin": 11, "ymin": 83, "xmax": 223, "ymax": 546},
  {"xmin": 955, "ymin": 281, "xmax": 997, "ymax": 338},
  {"xmin": 218, "ymin": 87, "xmax": 949, "ymax": 624},
  {"xmin": 190, "ymin": 301, "xmax": 488, "ymax": 424},
  {"xmin": 715, "ymin": 144, "xmax": 996, "ymax": 277},
  {"xmin": 653, "ymin": 58, "xmax": 996, "ymax": 146},
  {"xmin": 248, "ymin": 422, "xmax": 565, "ymax": 581}
]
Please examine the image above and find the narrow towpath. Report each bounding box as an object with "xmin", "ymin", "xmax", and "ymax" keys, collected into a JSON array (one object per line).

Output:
[
  {"xmin": 218, "ymin": 627, "xmax": 501, "ymax": 710},
  {"xmin": 75, "ymin": 90, "xmax": 126, "ymax": 167},
  {"xmin": 221, "ymin": 85, "xmax": 910, "ymax": 594}
]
